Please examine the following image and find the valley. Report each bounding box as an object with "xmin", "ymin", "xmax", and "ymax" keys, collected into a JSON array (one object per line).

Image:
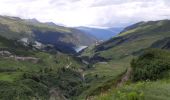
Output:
[{"xmin": 0, "ymin": 15, "xmax": 169, "ymax": 100}]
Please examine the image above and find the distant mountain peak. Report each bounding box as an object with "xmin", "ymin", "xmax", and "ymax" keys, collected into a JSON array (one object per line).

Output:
[
  {"xmin": 45, "ymin": 22, "xmax": 57, "ymax": 26},
  {"xmin": 25, "ymin": 18, "xmax": 40, "ymax": 24},
  {"xmin": 0, "ymin": 15, "xmax": 97, "ymax": 54},
  {"xmin": 76, "ymin": 26, "xmax": 124, "ymax": 41}
]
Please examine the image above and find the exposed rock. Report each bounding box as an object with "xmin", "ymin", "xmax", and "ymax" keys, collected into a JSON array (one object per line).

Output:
[
  {"xmin": 33, "ymin": 41, "xmax": 44, "ymax": 49},
  {"xmin": 0, "ymin": 51, "xmax": 11, "ymax": 57},
  {"xmin": 49, "ymin": 88, "xmax": 67, "ymax": 100}
]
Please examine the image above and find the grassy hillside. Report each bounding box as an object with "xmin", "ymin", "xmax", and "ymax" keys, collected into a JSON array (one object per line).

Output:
[
  {"xmin": 94, "ymin": 20, "xmax": 170, "ymax": 60},
  {"xmin": 0, "ymin": 28, "xmax": 87, "ymax": 99},
  {"xmin": 0, "ymin": 49, "xmax": 86, "ymax": 100},
  {"xmin": 0, "ymin": 17, "xmax": 170, "ymax": 100},
  {"xmin": 0, "ymin": 15, "xmax": 97, "ymax": 53},
  {"xmin": 79, "ymin": 20, "xmax": 170, "ymax": 99},
  {"xmin": 94, "ymin": 49, "xmax": 170, "ymax": 100}
]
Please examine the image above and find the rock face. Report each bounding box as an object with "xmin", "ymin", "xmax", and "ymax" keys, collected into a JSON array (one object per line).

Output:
[{"xmin": 0, "ymin": 51, "xmax": 11, "ymax": 57}]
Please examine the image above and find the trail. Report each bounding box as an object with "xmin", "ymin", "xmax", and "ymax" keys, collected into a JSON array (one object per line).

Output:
[
  {"xmin": 49, "ymin": 88, "xmax": 67, "ymax": 100},
  {"xmin": 86, "ymin": 67, "xmax": 132, "ymax": 100},
  {"xmin": 116, "ymin": 67, "xmax": 132, "ymax": 87}
]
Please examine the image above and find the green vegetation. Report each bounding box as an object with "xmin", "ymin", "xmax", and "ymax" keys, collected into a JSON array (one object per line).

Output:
[
  {"xmin": 77, "ymin": 60, "xmax": 128, "ymax": 99},
  {"xmin": 93, "ymin": 49, "xmax": 170, "ymax": 100},
  {"xmin": 95, "ymin": 80, "xmax": 170, "ymax": 100},
  {"xmin": 0, "ymin": 15, "xmax": 94, "ymax": 100},
  {"xmin": 131, "ymin": 49, "xmax": 170, "ymax": 81},
  {"xmin": 0, "ymin": 15, "xmax": 97, "ymax": 54},
  {"xmin": 94, "ymin": 20, "xmax": 170, "ymax": 61},
  {"xmin": 0, "ymin": 16, "xmax": 170, "ymax": 100},
  {"xmin": 0, "ymin": 47, "xmax": 85, "ymax": 100},
  {"xmin": 80, "ymin": 20, "xmax": 170, "ymax": 100},
  {"xmin": 0, "ymin": 55, "xmax": 84, "ymax": 99}
]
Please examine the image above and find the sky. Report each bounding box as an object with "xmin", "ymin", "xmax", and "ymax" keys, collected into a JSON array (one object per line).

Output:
[{"xmin": 0, "ymin": 0, "xmax": 170, "ymax": 27}]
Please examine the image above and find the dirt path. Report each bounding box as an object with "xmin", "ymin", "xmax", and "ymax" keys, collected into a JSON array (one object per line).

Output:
[
  {"xmin": 86, "ymin": 67, "xmax": 132, "ymax": 100},
  {"xmin": 49, "ymin": 88, "xmax": 67, "ymax": 100},
  {"xmin": 116, "ymin": 67, "xmax": 132, "ymax": 88}
]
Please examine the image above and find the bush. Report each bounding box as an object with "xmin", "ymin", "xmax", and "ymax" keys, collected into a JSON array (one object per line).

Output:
[
  {"xmin": 0, "ymin": 81, "xmax": 33, "ymax": 100},
  {"xmin": 131, "ymin": 49, "xmax": 170, "ymax": 81}
]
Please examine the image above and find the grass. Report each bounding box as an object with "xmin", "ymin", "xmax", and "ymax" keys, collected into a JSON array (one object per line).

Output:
[
  {"xmin": 76, "ymin": 20, "xmax": 170, "ymax": 99},
  {"xmin": 0, "ymin": 63, "xmax": 83, "ymax": 99},
  {"xmin": 95, "ymin": 80, "xmax": 170, "ymax": 100},
  {"xmin": 0, "ymin": 72, "xmax": 22, "ymax": 82},
  {"xmin": 76, "ymin": 57, "xmax": 131, "ymax": 99},
  {"xmin": 98, "ymin": 32, "xmax": 170, "ymax": 60},
  {"xmin": 93, "ymin": 49, "xmax": 170, "ymax": 100},
  {"xmin": 0, "ymin": 49, "xmax": 84, "ymax": 99},
  {"xmin": 0, "ymin": 18, "xmax": 170, "ymax": 100}
]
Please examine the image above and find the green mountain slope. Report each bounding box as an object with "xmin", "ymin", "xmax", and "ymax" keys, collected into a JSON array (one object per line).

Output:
[
  {"xmin": 79, "ymin": 20, "xmax": 170, "ymax": 99},
  {"xmin": 94, "ymin": 49, "xmax": 170, "ymax": 100},
  {"xmin": 0, "ymin": 16, "xmax": 170, "ymax": 100},
  {"xmin": 0, "ymin": 37, "xmax": 86, "ymax": 99},
  {"xmin": 0, "ymin": 15, "xmax": 94, "ymax": 100},
  {"xmin": 0, "ymin": 15, "xmax": 97, "ymax": 53},
  {"xmin": 94, "ymin": 20, "xmax": 170, "ymax": 60}
]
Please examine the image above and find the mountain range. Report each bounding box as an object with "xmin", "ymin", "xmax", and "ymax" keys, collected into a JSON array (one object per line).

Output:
[
  {"xmin": 0, "ymin": 15, "xmax": 170, "ymax": 100},
  {"xmin": 76, "ymin": 26, "xmax": 123, "ymax": 40},
  {"xmin": 0, "ymin": 15, "xmax": 97, "ymax": 54}
]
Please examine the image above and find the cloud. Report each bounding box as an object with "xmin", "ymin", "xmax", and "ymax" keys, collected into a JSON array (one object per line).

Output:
[{"xmin": 0, "ymin": 0, "xmax": 170, "ymax": 27}]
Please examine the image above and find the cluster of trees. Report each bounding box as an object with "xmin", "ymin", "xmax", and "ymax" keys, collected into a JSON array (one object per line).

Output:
[
  {"xmin": 21, "ymin": 67, "xmax": 84, "ymax": 98},
  {"xmin": 131, "ymin": 49, "xmax": 170, "ymax": 81}
]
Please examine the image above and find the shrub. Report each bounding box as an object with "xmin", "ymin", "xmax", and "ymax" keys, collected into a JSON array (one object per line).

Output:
[{"xmin": 131, "ymin": 49, "xmax": 170, "ymax": 81}]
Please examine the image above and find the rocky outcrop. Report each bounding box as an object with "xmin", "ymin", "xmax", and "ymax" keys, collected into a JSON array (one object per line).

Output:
[
  {"xmin": 0, "ymin": 51, "xmax": 11, "ymax": 57},
  {"xmin": 49, "ymin": 88, "xmax": 67, "ymax": 100}
]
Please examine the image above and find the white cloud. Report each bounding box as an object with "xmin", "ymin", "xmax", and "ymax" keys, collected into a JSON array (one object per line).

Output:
[{"xmin": 0, "ymin": 0, "xmax": 170, "ymax": 27}]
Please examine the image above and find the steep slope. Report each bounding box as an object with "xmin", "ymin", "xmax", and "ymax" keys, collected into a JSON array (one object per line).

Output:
[
  {"xmin": 94, "ymin": 20, "xmax": 170, "ymax": 60},
  {"xmin": 76, "ymin": 26, "xmax": 123, "ymax": 40},
  {"xmin": 0, "ymin": 32, "xmax": 87, "ymax": 100},
  {"xmin": 0, "ymin": 15, "xmax": 97, "ymax": 53},
  {"xmin": 78, "ymin": 20, "xmax": 170, "ymax": 99},
  {"xmin": 95, "ymin": 49, "xmax": 170, "ymax": 100},
  {"xmin": 1, "ymin": 16, "xmax": 170, "ymax": 100},
  {"xmin": 150, "ymin": 37, "xmax": 170, "ymax": 49},
  {"xmin": 0, "ymin": 15, "xmax": 102, "ymax": 100}
]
